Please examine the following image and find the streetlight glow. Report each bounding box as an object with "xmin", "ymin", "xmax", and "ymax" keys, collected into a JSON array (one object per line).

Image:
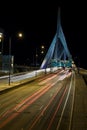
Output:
[
  {"xmin": 18, "ymin": 32, "xmax": 23, "ymax": 38},
  {"xmin": 41, "ymin": 45, "xmax": 45, "ymax": 54},
  {"xmin": 0, "ymin": 33, "xmax": 3, "ymax": 42},
  {"xmin": 41, "ymin": 45, "xmax": 44, "ymax": 49},
  {"xmin": 0, "ymin": 32, "xmax": 3, "ymax": 55},
  {"xmin": 41, "ymin": 51, "xmax": 44, "ymax": 54}
]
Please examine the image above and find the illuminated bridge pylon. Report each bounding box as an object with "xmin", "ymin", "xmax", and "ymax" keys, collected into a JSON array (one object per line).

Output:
[{"xmin": 40, "ymin": 8, "xmax": 72, "ymax": 69}]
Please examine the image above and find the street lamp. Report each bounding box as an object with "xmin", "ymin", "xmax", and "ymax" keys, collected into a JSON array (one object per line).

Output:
[
  {"xmin": 0, "ymin": 32, "xmax": 3, "ymax": 55},
  {"xmin": 35, "ymin": 48, "xmax": 38, "ymax": 67},
  {"xmin": 0, "ymin": 33, "xmax": 2, "ymax": 42},
  {"xmin": 18, "ymin": 32, "xmax": 23, "ymax": 38},
  {"xmin": 41, "ymin": 45, "xmax": 45, "ymax": 54},
  {"xmin": 8, "ymin": 32, "xmax": 23, "ymax": 85},
  {"xmin": 41, "ymin": 45, "xmax": 44, "ymax": 50},
  {"xmin": 0, "ymin": 32, "xmax": 4, "ymax": 71},
  {"xmin": 8, "ymin": 37, "xmax": 11, "ymax": 85}
]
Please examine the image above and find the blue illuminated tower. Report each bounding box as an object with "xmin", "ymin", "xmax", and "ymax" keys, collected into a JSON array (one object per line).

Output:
[{"xmin": 40, "ymin": 8, "xmax": 72, "ymax": 69}]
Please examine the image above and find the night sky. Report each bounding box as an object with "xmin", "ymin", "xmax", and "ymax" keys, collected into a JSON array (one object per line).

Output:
[{"xmin": 0, "ymin": 1, "xmax": 86, "ymax": 69}]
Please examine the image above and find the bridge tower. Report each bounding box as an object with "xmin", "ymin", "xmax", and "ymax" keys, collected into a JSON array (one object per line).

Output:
[{"xmin": 40, "ymin": 8, "xmax": 72, "ymax": 69}]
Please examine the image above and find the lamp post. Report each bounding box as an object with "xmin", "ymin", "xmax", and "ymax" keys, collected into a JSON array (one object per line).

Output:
[
  {"xmin": 8, "ymin": 37, "xmax": 11, "ymax": 85},
  {"xmin": 18, "ymin": 32, "xmax": 23, "ymax": 38},
  {"xmin": 0, "ymin": 32, "xmax": 3, "ymax": 55},
  {"xmin": 40, "ymin": 45, "xmax": 45, "ymax": 64},
  {"xmin": 0, "ymin": 32, "xmax": 4, "ymax": 71},
  {"xmin": 8, "ymin": 32, "xmax": 23, "ymax": 85},
  {"xmin": 35, "ymin": 48, "xmax": 38, "ymax": 67}
]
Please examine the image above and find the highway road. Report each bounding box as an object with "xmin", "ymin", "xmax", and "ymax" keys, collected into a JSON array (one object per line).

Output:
[{"xmin": 0, "ymin": 69, "xmax": 76, "ymax": 130}]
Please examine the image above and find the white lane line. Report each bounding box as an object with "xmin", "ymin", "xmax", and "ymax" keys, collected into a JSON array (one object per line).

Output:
[
  {"xmin": 39, "ymin": 105, "xmax": 44, "ymax": 110},
  {"xmin": 68, "ymin": 71, "xmax": 75, "ymax": 130},
  {"xmin": 56, "ymin": 72, "xmax": 73, "ymax": 130}
]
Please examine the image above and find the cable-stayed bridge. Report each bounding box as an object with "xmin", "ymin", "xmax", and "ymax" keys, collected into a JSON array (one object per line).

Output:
[{"xmin": 40, "ymin": 9, "xmax": 72, "ymax": 69}]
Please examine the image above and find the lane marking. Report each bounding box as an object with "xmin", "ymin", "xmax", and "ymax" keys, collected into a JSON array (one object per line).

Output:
[
  {"xmin": 56, "ymin": 72, "xmax": 73, "ymax": 130},
  {"xmin": 47, "ymin": 86, "xmax": 68, "ymax": 130},
  {"xmin": 28, "ymin": 83, "xmax": 63, "ymax": 130},
  {"xmin": 68, "ymin": 71, "xmax": 75, "ymax": 130}
]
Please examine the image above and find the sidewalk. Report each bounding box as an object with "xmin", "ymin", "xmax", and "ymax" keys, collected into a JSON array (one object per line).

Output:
[
  {"xmin": 0, "ymin": 72, "xmax": 43, "ymax": 94},
  {"xmin": 0, "ymin": 68, "xmax": 52, "ymax": 94}
]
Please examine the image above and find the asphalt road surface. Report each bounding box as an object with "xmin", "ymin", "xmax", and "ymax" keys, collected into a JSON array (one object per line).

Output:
[{"xmin": 0, "ymin": 69, "xmax": 87, "ymax": 130}]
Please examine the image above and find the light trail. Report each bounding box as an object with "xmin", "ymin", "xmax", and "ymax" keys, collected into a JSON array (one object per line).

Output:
[
  {"xmin": 56, "ymin": 72, "xmax": 73, "ymax": 130},
  {"xmin": 47, "ymin": 85, "xmax": 68, "ymax": 130},
  {"xmin": 28, "ymin": 83, "xmax": 63, "ymax": 130},
  {"xmin": 0, "ymin": 76, "xmax": 60, "ymax": 128}
]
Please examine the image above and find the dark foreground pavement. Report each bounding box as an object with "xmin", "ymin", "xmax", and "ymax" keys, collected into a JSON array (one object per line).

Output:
[{"xmin": 72, "ymin": 72, "xmax": 87, "ymax": 130}]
